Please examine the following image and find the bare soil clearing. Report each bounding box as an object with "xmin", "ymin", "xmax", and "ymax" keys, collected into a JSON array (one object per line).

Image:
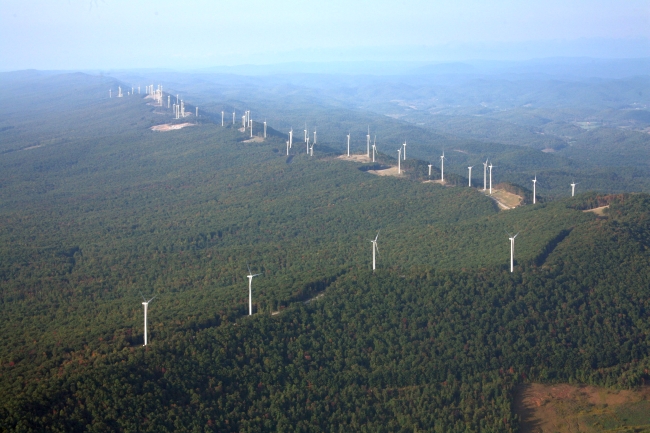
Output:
[
  {"xmin": 243, "ymin": 136, "xmax": 264, "ymax": 143},
  {"xmin": 367, "ymin": 166, "xmax": 402, "ymax": 177},
  {"xmin": 151, "ymin": 123, "xmax": 194, "ymax": 132},
  {"xmin": 422, "ymin": 179, "xmax": 446, "ymax": 185},
  {"xmin": 514, "ymin": 383, "xmax": 650, "ymax": 433},
  {"xmin": 584, "ymin": 205, "xmax": 610, "ymax": 216},
  {"xmin": 489, "ymin": 189, "xmax": 522, "ymax": 209},
  {"xmin": 337, "ymin": 154, "xmax": 372, "ymax": 163}
]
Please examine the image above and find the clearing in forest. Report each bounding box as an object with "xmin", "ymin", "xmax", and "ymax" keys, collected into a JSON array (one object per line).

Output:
[
  {"xmin": 514, "ymin": 383, "xmax": 650, "ymax": 433},
  {"xmin": 489, "ymin": 189, "xmax": 522, "ymax": 209},
  {"xmin": 584, "ymin": 205, "xmax": 609, "ymax": 216},
  {"xmin": 337, "ymin": 154, "xmax": 372, "ymax": 163},
  {"xmin": 367, "ymin": 166, "xmax": 402, "ymax": 177},
  {"xmin": 150, "ymin": 123, "xmax": 194, "ymax": 132},
  {"xmin": 243, "ymin": 136, "xmax": 264, "ymax": 143}
]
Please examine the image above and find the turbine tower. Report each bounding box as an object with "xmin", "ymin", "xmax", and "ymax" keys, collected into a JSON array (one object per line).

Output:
[
  {"xmin": 397, "ymin": 148, "xmax": 401, "ymax": 174},
  {"xmin": 309, "ymin": 138, "xmax": 314, "ymax": 156},
  {"xmin": 532, "ymin": 175, "xmax": 537, "ymax": 204},
  {"xmin": 372, "ymin": 136, "xmax": 376, "ymax": 162},
  {"xmin": 489, "ymin": 163, "xmax": 495, "ymax": 195},
  {"xmin": 313, "ymin": 128, "xmax": 317, "ymax": 145},
  {"xmin": 141, "ymin": 293, "xmax": 157, "ymax": 346},
  {"xmin": 483, "ymin": 159, "xmax": 489, "ymax": 191},
  {"xmin": 232, "ymin": 111, "xmax": 235, "ymax": 124},
  {"xmin": 440, "ymin": 152, "xmax": 445, "ymax": 182},
  {"xmin": 468, "ymin": 166, "xmax": 474, "ymax": 187},
  {"xmin": 289, "ymin": 128, "xmax": 293, "ymax": 148},
  {"xmin": 306, "ymin": 136, "xmax": 310, "ymax": 154},
  {"xmin": 264, "ymin": 120, "xmax": 267, "ymax": 138},
  {"xmin": 370, "ymin": 231, "xmax": 380, "ymax": 271},
  {"xmin": 250, "ymin": 118, "xmax": 253, "ymax": 138},
  {"xmin": 366, "ymin": 126, "xmax": 370, "ymax": 157},
  {"xmin": 347, "ymin": 133, "xmax": 350, "ymax": 157},
  {"xmin": 507, "ymin": 232, "xmax": 519, "ymax": 273},
  {"xmin": 222, "ymin": 111, "xmax": 224, "ymax": 126},
  {"xmin": 246, "ymin": 265, "xmax": 261, "ymax": 316},
  {"xmin": 304, "ymin": 124, "xmax": 307, "ymax": 143},
  {"xmin": 571, "ymin": 181, "xmax": 578, "ymax": 197},
  {"xmin": 428, "ymin": 163, "xmax": 432, "ymax": 176},
  {"xmin": 286, "ymin": 140, "xmax": 290, "ymax": 156}
]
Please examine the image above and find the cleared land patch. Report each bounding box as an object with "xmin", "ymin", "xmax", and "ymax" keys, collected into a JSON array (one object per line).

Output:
[
  {"xmin": 584, "ymin": 205, "xmax": 610, "ymax": 216},
  {"xmin": 151, "ymin": 123, "xmax": 194, "ymax": 132},
  {"xmin": 514, "ymin": 383, "xmax": 650, "ymax": 433},
  {"xmin": 367, "ymin": 166, "xmax": 401, "ymax": 177},
  {"xmin": 489, "ymin": 189, "xmax": 522, "ymax": 209},
  {"xmin": 337, "ymin": 154, "xmax": 372, "ymax": 163}
]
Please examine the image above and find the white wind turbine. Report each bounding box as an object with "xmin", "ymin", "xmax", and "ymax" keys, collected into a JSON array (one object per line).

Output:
[
  {"xmin": 403, "ymin": 141, "xmax": 407, "ymax": 160},
  {"xmin": 532, "ymin": 175, "xmax": 537, "ymax": 204},
  {"xmin": 289, "ymin": 128, "xmax": 293, "ymax": 148},
  {"xmin": 140, "ymin": 292, "xmax": 157, "ymax": 346},
  {"xmin": 428, "ymin": 163, "xmax": 433, "ymax": 176},
  {"xmin": 489, "ymin": 163, "xmax": 496, "ymax": 195},
  {"xmin": 232, "ymin": 111, "xmax": 235, "ymax": 124},
  {"xmin": 372, "ymin": 136, "xmax": 376, "ymax": 162},
  {"xmin": 313, "ymin": 128, "xmax": 317, "ymax": 145},
  {"xmin": 468, "ymin": 166, "xmax": 474, "ymax": 187},
  {"xmin": 397, "ymin": 148, "xmax": 402, "ymax": 174},
  {"xmin": 370, "ymin": 231, "xmax": 380, "ymax": 271},
  {"xmin": 304, "ymin": 124, "xmax": 308, "ymax": 143},
  {"xmin": 264, "ymin": 120, "xmax": 267, "ymax": 138},
  {"xmin": 306, "ymin": 136, "xmax": 310, "ymax": 154},
  {"xmin": 440, "ymin": 151, "xmax": 446, "ymax": 182},
  {"xmin": 571, "ymin": 181, "xmax": 579, "ymax": 197},
  {"xmin": 222, "ymin": 111, "xmax": 224, "ymax": 126},
  {"xmin": 347, "ymin": 133, "xmax": 350, "ymax": 157},
  {"xmin": 366, "ymin": 126, "xmax": 370, "ymax": 157},
  {"xmin": 309, "ymin": 139, "xmax": 314, "ymax": 156},
  {"xmin": 246, "ymin": 265, "xmax": 261, "ymax": 316},
  {"xmin": 483, "ymin": 159, "xmax": 489, "ymax": 191},
  {"xmin": 507, "ymin": 232, "xmax": 519, "ymax": 273},
  {"xmin": 286, "ymin": 140, "xmax": 290, "ymax": 156}
]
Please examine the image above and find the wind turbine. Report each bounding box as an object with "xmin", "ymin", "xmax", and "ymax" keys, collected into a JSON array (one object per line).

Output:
[
  {"xmin": 233, "ymin": 111, "xmax": 235, "ymax": 124},
  {"xmin": 347, "ymin": 133, "xmax": 350, "ymax": 157},
  {"xmin": 222, "ymin": 111, "xmax": 224, "ymax": 126},
  {"xmin": 403, "ymin": 141, "xmax": 407, "ymax": 160},
  {"xmin": 532, "ymin": 175, "xmax": 537, "ymax": 204},
  {"xmin": 264, "ymin": 120, "xmax": 267, "ymax": 138},
  {"xmin": 483, "ymin": 159, "xmax": 489, "ymax": 191},
  {"xmin": 428, "ymin": 163, "xmax": 433, "ymax": 176},
  {"xmin": 313, "ymin": 128, "xmax": 317, "ymax": 145},
  {"xmin": 286, "ymin": 140, "xmax": 290, "ymax": 156},
  {"xmin": 246, "ymin": 265, "xmax": 261, "ymax": 316},
  {"xmin": 397, "ymin": 148, "xmax": 402, "ymax": 174},
  {"xmin": 440, "ymin": 151, "xmax": 446, "ymax": 182},
  {"xmin": 507, "ymin": 232, "xmax": 519, "ymax": 273},
  {"xmin": 468, "ymin": 166, "xmax": 474, "ymax": 187},
  {"xmin": 309, "ymin": 139, "xmax": 314, "ymax": 156},
  {"xmin": 304, "ymin": 124, "xmax": 307, "ymax": 143},
  {"xmin": 140, "ymin": 292, "xmax": 157, "ymax": 346},
  {"xmin": 289, "ymin": 128, "xmax": 293, "ymax": 148},
  {"xmin": 306, "ymin": 136, "xmax": 310, "ymax": 154},
  {"xmin": 367, "ymin": 126, "xmax": 370, "ymax": 157},
  {"xmin": 370, "ymin": 231, "xmax": 380, "ymax": 272},
  {"xmin": 372, "ymin": 136, "xmax": 376, "ymax": 162},
  {"xmin": 571, "ymin": 181, "xmax": 578, "ymax": 197},
  {"xmin": 489, "ymin": 163, "xmax": 496, "ymax": 195},
  {"xmin": 250, "ymin": 118, "xmax": 253, "ymax": 138}
]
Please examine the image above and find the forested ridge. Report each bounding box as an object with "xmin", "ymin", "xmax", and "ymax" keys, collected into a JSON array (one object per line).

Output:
[{"xmin": 0, "ymin": 72, "xmax": 649, "ymax": 432}]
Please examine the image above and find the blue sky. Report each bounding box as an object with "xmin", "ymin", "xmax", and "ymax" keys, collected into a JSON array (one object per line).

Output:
[{"xmin": 1, "ymin": 0, "xmax": 649, "ymax": 70}]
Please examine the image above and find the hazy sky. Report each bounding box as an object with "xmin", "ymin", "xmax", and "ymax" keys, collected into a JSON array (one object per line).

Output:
[{"xmin": 2, "ymin": 0, "xmax": 649, "ymax": 70}]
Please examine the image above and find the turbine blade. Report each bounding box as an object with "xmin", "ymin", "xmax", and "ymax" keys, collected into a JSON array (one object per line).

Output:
[{"xmin": 139, "ymin": 291, "xmax": 146, "ymax": 301}]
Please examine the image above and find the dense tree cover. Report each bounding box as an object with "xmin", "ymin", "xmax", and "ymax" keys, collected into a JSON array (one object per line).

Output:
[{"xmin": 0, "ymin": 72, "xmax": 649, "ymax": 431}]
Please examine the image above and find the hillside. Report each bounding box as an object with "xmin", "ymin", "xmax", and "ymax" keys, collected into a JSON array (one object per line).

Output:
[{"xmin": 0, "ymin": 72, "xmax": 649, "ymax": 432}]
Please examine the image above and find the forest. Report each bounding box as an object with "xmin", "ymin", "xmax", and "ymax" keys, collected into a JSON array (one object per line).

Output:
[{"xmin": 0, "ymin": 70, "xmax": 649, "ymax": 432}]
